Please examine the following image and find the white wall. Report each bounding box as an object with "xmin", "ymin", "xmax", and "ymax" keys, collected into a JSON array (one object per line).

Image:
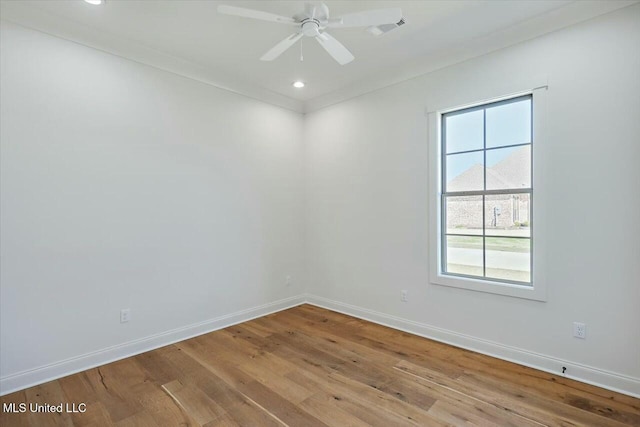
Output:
[
  {"xmin": 2, "ymin": 4, "xmax": 639, "ymax": 398},
  {"xmin": 304, "ymin": 4, "xmax": 640, "ymax": 393},
  {"xmin": 0, "ymin": 21, "xmax": 305, "ymax": 388}
]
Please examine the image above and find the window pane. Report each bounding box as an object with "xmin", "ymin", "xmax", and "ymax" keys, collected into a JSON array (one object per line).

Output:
[
  {"xmin": 445, "ymin": 235, "xmax": 483, "ymax": 277},
  {"xmin": 485, "ymin": 237, "xmax": 531, "ymax": 283},
  {"xmin": 446, "ymin": 195, "xmax": 482, "ymax": 235},
  {"xmin": 486, "ymin": 98, "xmax": 531, "ymax": 148},
  {"xmin": 445, "ymin": 110, "xmax": 483, "ymax": 153},
  {"xmin": 485, "ymin": 194, "xmax": 530, "ymax": 237},
  {"xmin": 486, "ymin": 145, "xmax": 531, "ymax": 190},
  {"xmin": 446, "ymin": 151, "xmax": 484, "ymax": 192}
]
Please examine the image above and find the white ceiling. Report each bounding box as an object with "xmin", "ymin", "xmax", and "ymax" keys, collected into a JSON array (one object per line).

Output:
[{"xmin": 1, "ymin": 0, "xmax": 636, "ymax": 112}]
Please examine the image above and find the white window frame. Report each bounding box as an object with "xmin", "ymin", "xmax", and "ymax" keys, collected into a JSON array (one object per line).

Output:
[{"xmin": 428, "ymin": 83, "xmax": 548, "ymax": 301}]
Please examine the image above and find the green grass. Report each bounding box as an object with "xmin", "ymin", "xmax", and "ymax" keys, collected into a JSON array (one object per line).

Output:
[{"xmin": 447, "ymin": 235, "xmax": 530, "ymax": 253}]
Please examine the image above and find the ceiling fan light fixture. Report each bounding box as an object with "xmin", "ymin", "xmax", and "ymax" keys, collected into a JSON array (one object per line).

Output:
[
  {"xmin": 292, "ymin": 81, "xmax": 305, "ymax": 88},
  {"xmin": 84, "ymin": 0, "xmax": 105, "ymax": 5}
]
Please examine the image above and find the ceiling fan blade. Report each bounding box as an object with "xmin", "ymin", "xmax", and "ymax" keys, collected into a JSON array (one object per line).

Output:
[
  {"xmin": 304, "ymin": 2, "xmax": 330, "ymax": 21},
  {"xmin": 217, "ymin": 5, "xmax": 297, "ymax": 25},
  {"xmin": 260, "ymin": 33, "xmax": 304, "ymax": 61},
  {"xmin": 328, "ymin": 8, "xmax": 402, "ymax": 28},
  {"xmin": 315, "ymin": 33, "xmax": 354, "ymax": 65},
  {"xmin": 304, "ymin": 2, "xmax": 317, "ymax": 19}
]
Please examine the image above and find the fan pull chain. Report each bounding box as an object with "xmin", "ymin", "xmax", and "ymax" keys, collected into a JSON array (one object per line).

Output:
[{"xmin": 300, "ymin": 39, "xmax": 304, "ymax": 62}]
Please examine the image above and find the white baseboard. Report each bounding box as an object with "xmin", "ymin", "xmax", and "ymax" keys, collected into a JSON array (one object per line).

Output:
[
  {"xmin": 0, "ymin": 295, "xmax": 306, "ymax": 396},
  {"xmin": 305, "ymin": 294, "xmax": 640, "ymax": 398},
  {"xmin": 3, "ymin": 293, "xmax": 639, "ymax": 399}
]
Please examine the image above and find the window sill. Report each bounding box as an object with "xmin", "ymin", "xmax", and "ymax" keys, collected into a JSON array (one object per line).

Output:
[{"xmin": 430, "ymin": 272, "xmax": 546, "ymax": 301}]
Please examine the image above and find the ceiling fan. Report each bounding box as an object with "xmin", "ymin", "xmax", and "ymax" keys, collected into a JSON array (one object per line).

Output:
[{"xmin": 217, "ymin": 2, "xmax": 402, "ymax": 65}]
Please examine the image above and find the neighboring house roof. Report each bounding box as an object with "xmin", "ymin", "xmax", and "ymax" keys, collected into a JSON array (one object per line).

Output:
[{"xmin": 448, "ymin": 145, "xmax": 530, "ymax": 192}]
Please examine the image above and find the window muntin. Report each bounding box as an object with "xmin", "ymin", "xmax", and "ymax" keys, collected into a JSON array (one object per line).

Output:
[{"xmin": 441, "ymin": 95, "xmax": 532, "ymax": 286}]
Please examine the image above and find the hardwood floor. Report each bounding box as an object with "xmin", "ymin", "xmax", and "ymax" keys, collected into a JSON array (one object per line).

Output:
[{"xmin": 1, "ymin": 304, "xmax": 639, "ymax": 426}]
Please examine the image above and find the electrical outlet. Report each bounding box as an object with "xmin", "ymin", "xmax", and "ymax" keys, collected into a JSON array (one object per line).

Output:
[
  {"xmin": 573, "ymin": 322, "xmax": 586, "ymax": 339},
  {"xmin": 285, "ymin": 275, "xmax": 292, "ymax": 287},
  {"xmin": 120, "ymin": 308, "xmax": 131, "ymax": 323},
  {"xmin": 401, "ymin": 290, "xmax": 408, "ymax": 302}
]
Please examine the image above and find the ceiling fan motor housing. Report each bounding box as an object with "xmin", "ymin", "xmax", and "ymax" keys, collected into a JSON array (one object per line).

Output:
[{"xmin": 301, "ymin": 19, "xmax": 321, "ymax": 37}]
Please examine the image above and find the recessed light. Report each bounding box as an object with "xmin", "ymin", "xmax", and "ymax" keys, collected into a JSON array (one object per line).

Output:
[
  {"xmin": 84, "ymin": 0, "xmax": 105, "ymax": 5},
  {"xmin": 292, "ymin": 81, "xmax": 305, "ymax": 89}
]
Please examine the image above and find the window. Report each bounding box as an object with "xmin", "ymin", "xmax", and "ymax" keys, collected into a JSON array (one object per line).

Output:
[
  {"xmin": 428, "ymin": 85, "xmax": 547, "ymax": 300},
  {"xmin": 442, "ymin": 95, "xmax": 532, "ymax": 284}
]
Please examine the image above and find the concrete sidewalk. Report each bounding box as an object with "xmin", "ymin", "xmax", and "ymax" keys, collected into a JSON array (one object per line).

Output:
[{"xmin": 447, "ymin": 247, "xmax": 530, "ymax": 271}]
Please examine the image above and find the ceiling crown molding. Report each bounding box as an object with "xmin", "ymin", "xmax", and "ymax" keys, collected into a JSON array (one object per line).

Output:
[
  {"xmin": 304, "ymin": 0, "xmax": 638, "ymax": 113},
  {"xmin": 0, "ymin": 1, "xmax": 305, "ymax": 114},
  {"xmin": 1, "ymin": 1, "xmax": 637, "ymax": 115}
]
